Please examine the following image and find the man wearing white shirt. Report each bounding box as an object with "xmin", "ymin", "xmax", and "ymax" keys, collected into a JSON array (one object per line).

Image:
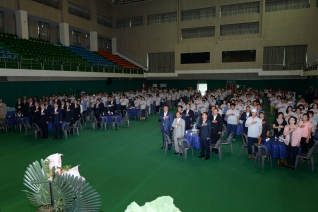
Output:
[
  {"xmin": 139, "ymin": 97, "xmax": 147, "ymax": 119},
  {"xmin": 277, "ymin": 98, "xmax": 287, "ymax": 113},
  {"xmin": 225, "ymin": 104, "xmax": 240, "ymax": 141},
  {"xmin": 120, "ymin": 95, "xmax": 129, "ymax": 117},
  {"xmin": 245, "ymin": 108, "xmax": 262, "ymax": 159}
]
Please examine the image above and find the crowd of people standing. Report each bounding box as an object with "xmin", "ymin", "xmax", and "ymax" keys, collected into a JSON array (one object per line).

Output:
[{"xmin": 159, "ymin": 87, "xmax": 318, "ymax": 167}]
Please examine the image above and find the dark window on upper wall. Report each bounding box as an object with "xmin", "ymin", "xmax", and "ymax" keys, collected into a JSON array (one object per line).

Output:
[
  {"xmin": 181, "ymin": 7, "xmax": 216, "ymax": 21},
  {"xmin": 181, "ymin": 26, "xmax": 215, "ymax": 39},
  {"xmin": 97, "ymin": 14, "xmax": 112, "ymax": 28},
  {"xmin": 220, "ymin": 2, "xmax": 260, "ymax": 17},
  {"xmin": 148, "ymin": 12, "xmax": 177, "ymax": 25},
  {"xmin": 222, "ymin": 50, "xmax": 256, "ymax": 62},
  {"xmin": 220, "ymin": 22, "xmax": 259, "ymax": 36},
  {"xmin": 68, "ymin": 2, "xmax": 90, "ymax": 20},
  {"xmin": 181, "ymin": 52, "xmax": 210, "ymax": 64},
  {"xmin": 32, "ymin": 0, "xmax": 60, "ymax": 9},
  {"xmin": 316, "ymin": 0, "xmax": 318, "ymax": 7},
  {"xmin": 117, "ymin": 16, "xmax": 143, "ymax": 28},
  {"xmin": 265, "ymin": 0, "xmax": 310, "ymax": 12}
]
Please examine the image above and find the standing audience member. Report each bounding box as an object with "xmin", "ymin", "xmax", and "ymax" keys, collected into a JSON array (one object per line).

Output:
[
  {"xmin": 0, "ymin": 99, "xmax": 7, "ymax": 119},
  {"xmin": 171, "ymin": 111, "xmax": 185, "ymax": 155},
  {"xmin": 210, "ymin": 108, "xmax": 223, "ymax": 153},
  {"xmin": 15, "ymin": 98, "xmax": 25, "ymax": 115},
  {"xmin": 298, "ymin": 114, "xmax": 312, "ymax": 158},
  {"xmin": 245, "ymin": 109, "xmax": 262, "ymax": 159},
  {"xmin": 308, "ymin": 111, "xmax": 317, "ymax": 148},
  {"xmin": 182, "ymin": 104, "xmax": 195, "ymax": 130},
  {"xmin": 40, "ymin": 104, "xmax": 49, "ymax": 139},
  {"xmin": 283, "ymin": 116, "xmax": 301, "ymax": 169},
  {"xmin": 158, "ymin": 105, "xmax": 173, "ymax": 149},
  {"xmin": 240, "ymin": 106, "xmax": 251, "ymax": 134},
  {"xmin": 197, "ymin": 112, "xmax": 212, "ymax": 160},
  {"xmin": 273, "ymin": 112, "xmax": 287, "ymax": 137},
  {"xmin": 259, "ymin": 111, "xmax": 269, "ymax": 138},
  {"xmin": 225, "ymin": 103, "xmax": 239, "ymax": 141},
  {"xmin": 52, "ymin": 103, "xmax": 62, "ymax": 140}
]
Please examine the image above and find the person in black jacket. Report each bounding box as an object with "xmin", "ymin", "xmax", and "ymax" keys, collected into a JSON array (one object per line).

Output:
[
  {"xmin": 65, "ymin": 101, "xmax": 73, "ymax": 123},
  {"xmin": 52, "ymin": 102, "xmax": 62, "ymax": 140},
  {"xmin": 182, "ymin": 104, "xmax": 195, "ymax": 130},
  {"xmin": 108, "ymin": 96, "xmax": 117, "ymax": 114},
  {"xmin": 197, "ymin": 112, "xmax": 212, "ymax": 160},
  {"xmin": 60, "ymin": 100, "xmax": 66, "ymax": 121},
  {"xmin": 72, "ymin": 99, "xmax": 81, "ymax": 122},
  {"xmin": 40, "ymin": 104, "xmax": 49, "ymax": 139},
  {"xmin": 15, "ymin": 98, "xmax": 25, "ymax": 115},
  {"xmin": 27, "ymin": 98, "xmax": 35, "ymax": 124},
  {"xmin": 210, "ymin": 108, "xmax": 223, "ymax": 153},
  {"xmin": 240, "ymin": 106, "xmax": 252, "ymax": 134},
  {"xmin": 33, "ymin": 102, "xmax": 41, "ymax": 127}
]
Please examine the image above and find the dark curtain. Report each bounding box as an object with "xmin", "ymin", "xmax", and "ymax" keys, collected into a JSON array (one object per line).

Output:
[
  {"xmin": 263, "ymin": 46, "xmax": 284, "ymax": 70},
  {"xmin": 148, "ymin": 52, "xmax": 175, "ymax": 73},
  {"xmin": 285, "ymin": 45, "xmax": 307, "ymax": 70}
]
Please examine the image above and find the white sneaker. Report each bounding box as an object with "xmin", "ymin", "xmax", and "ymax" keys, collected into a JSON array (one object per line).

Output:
[{"xmin": 232, "ymin": 139, "xmax": 236, "ymax": 141}]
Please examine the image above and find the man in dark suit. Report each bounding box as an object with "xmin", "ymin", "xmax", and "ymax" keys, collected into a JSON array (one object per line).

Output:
[
  {"xmin": 210, "ymin": 108, "xmax": 223, "ymax": 153},
  {"xmin": 27, "ymin": 98, "xmax": 35, "ymax": 124},
  {"xmin": 65, "ymin": 101, "xmax": 73, "ymax": 123},
  {"xmin": 33, "ymin": 102, "xmax": 41, "ymax": 127},
  {"xmin": 45, "ymin": 100, "xmax": 53, "ymax": 122},
  {"xmin": 23, "ymin": 96, "xmax": 29, "ymax": 116},
  {"xmin": 158, "ymin": 105, "xmax": 173, "ymax": 149},
  {"xmin": 207, "ymin": 106, "xmax": 215, "ymax": 121},
  {"xmin": 108, "ymin": 97, "xmax": 117, "ymax": 114},
  {"xmin": 240, "ymin": 106, "xmax": 251, "ymax": 134},
  {"xmin": 15, "ymin": 98, "xmax": 25, "ymax": 115},
  {"xmin": 52, "ymin": 102, "xmax": 62, "ymax": 140},
  {"xmin": 60, "ymin": 100, "xmax": 66, "ymax": 121},
  {"xmin": 182, "ymin": 104, "xmax": 195, "ymax": 130},
  {"xmin": 94, "ymin": 98, "xmax": 104, "ymax": 121},
  {"xmin": 197, "ymin": 112, "xmax": 212, "ymax": 160},
  {"xmin": 174, "ymin": 105, "xmax": 186, "ymax": 119},
  {"xmin": 40, "ymin": 104, "xmax": 49, "ymax": 139},
  {"xmin": 72, "ymin": 99, "xmax": 81, "ymax": 122}
]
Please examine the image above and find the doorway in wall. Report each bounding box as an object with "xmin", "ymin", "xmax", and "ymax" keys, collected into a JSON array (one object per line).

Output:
[
  {"xmin": 197, "ymin": 83, "xmax": 207, "ymax": 96},
  {"xmin": 226, "ymin": 84, "xmax": 237, "ymax": 94}
]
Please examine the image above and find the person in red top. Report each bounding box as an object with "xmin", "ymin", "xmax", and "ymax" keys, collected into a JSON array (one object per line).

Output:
[
  {"xmin": 298, "ymin": 113, "xmax": 312, "ymax": 162},
  {"xmin": 283, "ymin": 116, "xmax": 301, "ymax": 169}
]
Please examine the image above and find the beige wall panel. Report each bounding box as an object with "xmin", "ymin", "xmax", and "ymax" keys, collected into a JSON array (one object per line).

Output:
[{"xmin": 0, "ymin": 0, "xmax": 16, "ymax": 9}]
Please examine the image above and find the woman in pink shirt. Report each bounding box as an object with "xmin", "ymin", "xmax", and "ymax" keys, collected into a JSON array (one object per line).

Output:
[
  {"xmin": 283, "ymin": 116, "xmax": 301, "ymax": 169},
  {"xmin": 298, "ymin": 113, "xmax": 312, "ymax": 159}
]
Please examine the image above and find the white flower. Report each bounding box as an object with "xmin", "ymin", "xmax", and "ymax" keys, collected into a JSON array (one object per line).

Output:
[
  {"xmin": 62, "ymin": 165, "xmax": 85, "ymax": 180},
  {"xmin": 125, "ymin": 196, "xmax": 180, "ymax": 212},
  {"xmin": 45, "ymin": 153, "xmax": 63, "ymax": 169}
]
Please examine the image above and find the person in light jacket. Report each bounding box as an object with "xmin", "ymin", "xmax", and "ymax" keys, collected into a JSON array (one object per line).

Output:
[
  {"xmin": 283, "ymin": 116, "xmax": 301, "ymax": 169},
  {"xmin": 171, "ymin": 111, "xmax": 185, "ymax": 155}
]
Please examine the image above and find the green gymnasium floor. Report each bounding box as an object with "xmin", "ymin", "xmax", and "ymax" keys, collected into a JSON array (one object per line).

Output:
[{"xmin": 1, "ymin": 112, "xmax": 318, "ymax": 212}]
